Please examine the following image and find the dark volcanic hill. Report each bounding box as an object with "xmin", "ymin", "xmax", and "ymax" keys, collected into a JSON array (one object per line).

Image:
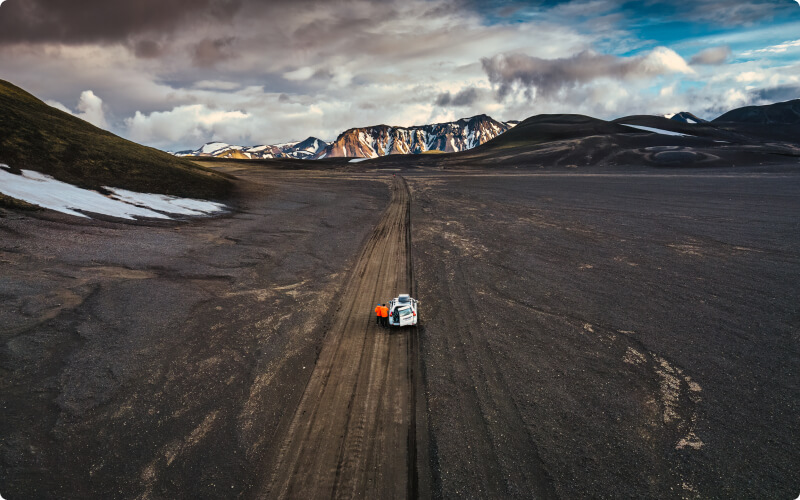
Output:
[
  {"xmin": 670, "ymin": 112, "xmax": 707, "ymax": 123},
  {"xmin": 482, "ymin": 114, "xmax": 633, "ymax": 147},
  {"xmin": 710, "ymin": 99, "xmax": 800, "ymax": 142},
  {"xmin": 0, "ymin": 80, "xmax": 231, "ymax": 199},
  {"xmin": 354, "ymin": 107, "xmax": 800, "ymax": 171},
  {"xmin": 713, "ymin": 99, "xmax": 800, "ymax": 125}
]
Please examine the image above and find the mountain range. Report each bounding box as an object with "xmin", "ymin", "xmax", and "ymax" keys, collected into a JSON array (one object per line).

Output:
[{"xmin": 174, "ymin": 114, "xmax": 517, "ymax": 160}]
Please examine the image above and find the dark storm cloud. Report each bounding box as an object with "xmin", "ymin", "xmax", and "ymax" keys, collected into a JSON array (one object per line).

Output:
[
  {"xmin": 132, "ymin": 40, "xmax": 164, "ymax": 59},
  {"xmin": 435, "ymin": 87, "xmax": 480, "ymax": 107},
  {"xmin": 0, "ymin": 0, "xmax": 243, "ymax": 45},
  {"xmin": 689, "ymin": 46, "xmax": 731, "ymax": 66},
  {"xmin": 751, "ymin": 85, "xmax": 800, "ymax": 103},
  {"xmin": 481, "ymin": 49, "xmax": 688, "ymax": 100},
  {"xmin": 675, "ymin": 0, "xmax": 784, "ymax": 25},
  {"xmin": 192, "ymin": 37, "xmax": 236, "ymax": 67}
]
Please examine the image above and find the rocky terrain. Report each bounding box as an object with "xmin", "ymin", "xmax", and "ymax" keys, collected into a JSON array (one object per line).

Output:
[
  {"xmin": 173, "ymin": 114, "xmax": 516, "ymax": 160},
  {"xmin": 317, "ymin": 114, "xmax": 514, "ymax": 158},
  {"xmin": 174, "ymin": 137, "xmax": 327, "ymax": 160}
]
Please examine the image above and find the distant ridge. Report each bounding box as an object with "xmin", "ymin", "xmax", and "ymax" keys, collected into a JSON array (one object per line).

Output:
[
  {"xmin": 669, "ymin": 112, "xmax": 707, "ymax": 124},
  {"xmin": 178, "ymin": 114, "xmax": 515, "ymax": 160},
  {"xmin": 176, "ymin": 136, "xmax": 327, "ymax": 160},
  {"xmin": 317, "ymin": 114, "xmax": 513, "ymax": 159},
  {"xmin": 713, "ymin": 99, "xmax": 800, "ymax": 125}
]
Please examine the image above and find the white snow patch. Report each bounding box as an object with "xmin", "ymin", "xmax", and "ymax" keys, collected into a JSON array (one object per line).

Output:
[
  {"xmin": 0, "ymin": 166, "xmax": 225, "ymax": 220},
  {"xmin": 621, "ymin": 124, "xmax": 692, "ymax": 137},
  {"xmin": 349, "ymin": 158, "xmax": 370, "ymax": 163},
  {"xmin": 200, "ymin": 142, "xmax": 230, "ymax": 154},
  {"xmin": 106, "ymin": 188, "xmax": 226, "ymax": 216}
]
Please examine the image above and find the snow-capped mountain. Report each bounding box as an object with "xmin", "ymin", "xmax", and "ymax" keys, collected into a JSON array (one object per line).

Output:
[
  {"xmin": 172, "ymin": 114, "xmax": 516, "ymax": 160},
  {"xmin": 666, "ymin": 112, "xmax": 707, "ymax": 124},
  {"xmin": 317, "ymin": 114, "xmax": 515, "ymax": 159},
  {"xmin": 174, "ymin": 137, "xmax": 327, "ymax": 160}
]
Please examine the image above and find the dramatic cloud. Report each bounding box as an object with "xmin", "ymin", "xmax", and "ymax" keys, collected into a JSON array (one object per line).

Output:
[
  {"xmin": 1, "ymin": 0, "xmax": 798, "ymax": 151},
  {"xmin": 742, "ymin": 38, "xmax": 800, "ymax": 55},
  {"xmin": 435, "ymin": 87, "xmax": 480, "ymax": 107},
  {"xmin": 132, "ymin": 40, "xmax": 164, "ymax": 59},
  {"xmin": 482, "ymin": 47, "xmax": 693, "ymax": 100},
  {"xmin": 192, "ymin": 37, "xmax": 236, "ymax": 67},
  {"xmin": 690, "ymin": 46, "xmax": 731, "ymax": 65},
  {"xmin": 751, "ymin": 84, "xmax": 800, "ymax": 102},
  {"xmin": 47, "ymin": 90, "xmax": 109, "ymax": 129},
  {"xmin": 126, "ymin": 105, "xmax": 250, "ymax": 148},
  {"xmin": 0, "ymin": 0, "xmax": 243, "ymax": 45},
  {"xmin": 676, "ymin": 1, "xmax": 782, "ymax": 26}
]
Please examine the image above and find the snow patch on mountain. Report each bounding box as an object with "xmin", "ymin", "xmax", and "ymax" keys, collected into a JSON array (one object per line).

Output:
[
  {"xmin": 620, "ymin": 124, "xmax": 693, "ymax": 137},
  {"xmin": 175, "ymin": 137, "xmax": 326, "ymax": 160},
  {"xmin": 200, "ymin": 142, "xmax": 231, "ymax": 155}
]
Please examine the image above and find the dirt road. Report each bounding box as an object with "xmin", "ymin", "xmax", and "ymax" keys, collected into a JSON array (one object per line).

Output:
[{"xmin": 264, "ymin": 176, "xmax": 425, "ymax": 499}]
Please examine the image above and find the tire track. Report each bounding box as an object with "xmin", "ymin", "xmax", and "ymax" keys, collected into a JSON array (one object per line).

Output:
[{"xmin": 264, "ymin": 176, "xmax": 424, "ymax": 499}]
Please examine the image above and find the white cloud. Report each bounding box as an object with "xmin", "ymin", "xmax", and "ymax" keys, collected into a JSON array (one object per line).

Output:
[
  {"xmin": 125, "ymin": 104, "xmax": 250, "ymax": 149},
  {"xmin": 736, "ymin": 71, "xmax": 766, "ymax": 82},
  {"xmin": 641, "ymin": 47, "xmax": 696, "ymax": 75},
  {"xmin": 75, "ymin": 90, "xmax": 108, "ymax": 129},
  {"xmin": 742, "ymin": 38, "xmax": 800, "ymax": 55},
  {"xmin": 724, "ymin": 88, "xmax": 748, "ymax": 108},
  {"xmin": 44, "ymin": 90, "xmax": 109, "ymax": 129},
  {"xmin": 283, "ymin": 67, "xmax": 315, "ymax": 81}
]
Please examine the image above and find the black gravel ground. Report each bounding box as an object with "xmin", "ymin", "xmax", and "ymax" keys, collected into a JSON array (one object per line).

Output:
[
  {"xmin": 1, "ymin": 163, "xmax": 798, "ymax": 499},
  {"xmin": 0, "ymin": 169, "xmax": 388, "ymax": 498},
  {"xmin": 410, "ymin": 168, "xmax": 799, "ymax": 498}
]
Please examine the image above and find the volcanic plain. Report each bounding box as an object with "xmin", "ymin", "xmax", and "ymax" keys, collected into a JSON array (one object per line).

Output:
[{"xmin": 1, "ymin": 159, "xmax": 799, "ymax": 499}]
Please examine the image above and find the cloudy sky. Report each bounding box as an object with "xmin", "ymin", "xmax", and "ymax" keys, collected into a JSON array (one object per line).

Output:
[{"xmin": 1, "ymin": 0, "xmax": 799, "ymax": 151}]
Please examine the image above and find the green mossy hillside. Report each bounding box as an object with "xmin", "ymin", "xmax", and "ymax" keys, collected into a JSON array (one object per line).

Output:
[{"xmin": 0, "ymin": 80, "xmax": 232, "ymax": 199}]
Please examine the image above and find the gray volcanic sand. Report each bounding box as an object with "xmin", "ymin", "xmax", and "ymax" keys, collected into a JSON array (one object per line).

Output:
[
  {"xmin": 411, "ymin": 170, "xmax": 799, "ymax": 498},
  {"xmin": 1, "ymin": 168, "xmax": 388, "ymax": 498},
  {"xmin": 2, "ymin": 163, "xmax": 799, "ymax": 499}
]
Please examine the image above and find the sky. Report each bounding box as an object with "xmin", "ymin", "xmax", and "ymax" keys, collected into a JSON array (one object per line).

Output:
[{"xmin": 1, "ymin": 0, "xmax": 799, "ymax": 151}]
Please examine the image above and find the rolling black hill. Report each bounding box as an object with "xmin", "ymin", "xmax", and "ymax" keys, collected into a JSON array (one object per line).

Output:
[{"xmin": 713, "ymin": 98, "xmax": 800, "ymax": 125}]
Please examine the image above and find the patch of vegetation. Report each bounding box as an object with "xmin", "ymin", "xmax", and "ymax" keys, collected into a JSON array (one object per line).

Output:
[
  {"xmin": 0, "ymin": 80, "xmax": 232, "ymax": 199},
  {"xmin": 0, "ymin": 193, "xmax": 41, "ymax": 211}
]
